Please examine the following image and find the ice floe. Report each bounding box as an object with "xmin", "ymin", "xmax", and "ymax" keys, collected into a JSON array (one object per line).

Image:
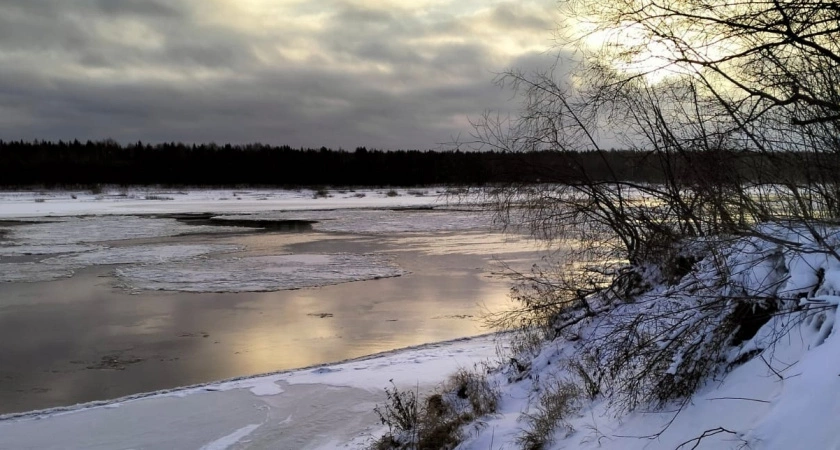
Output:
[
  {"xmin": 1, "ymin": 216, "xmax": 240, "ymax": 247},
  {"xmin": 214, "ymin": 208, "xmax": 492, "ymax": 234},
  {"xmin": 1, "ymin": 244, "xmax": 244, "ymax": 283},
  {"xmin": 0, "ymin": 263, "xmax": 77, "ymax": 283},
  {"xmin": 116, "ymin": 254, "xmax": 407, "ymax": 292},
  {"xmin": 42, "ymin": 244, "xmax": 242, "ymax": 267},
  {"xmin": 0, "ymin": 244, "xmax": 102, "ymax": 256}
]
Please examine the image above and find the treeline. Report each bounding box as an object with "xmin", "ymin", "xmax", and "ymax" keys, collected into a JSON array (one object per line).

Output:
[{"xmin": 0, "ymin": 139, "xmax": 817, "ymax": 187}]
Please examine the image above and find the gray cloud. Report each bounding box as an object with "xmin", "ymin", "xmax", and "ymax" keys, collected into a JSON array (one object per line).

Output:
[
  {"xmin": 94, "ymin": 0, "xmax": 184, "ymax": 18},
  {"xmin": 0, "ymin": 0, "xmax": 564, "ymax": 149}
]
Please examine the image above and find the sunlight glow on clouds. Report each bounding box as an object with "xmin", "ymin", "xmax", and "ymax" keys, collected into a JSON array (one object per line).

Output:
[{"xmin": 0, "ymin": 0, "xmax": 561, "ymax": 149}]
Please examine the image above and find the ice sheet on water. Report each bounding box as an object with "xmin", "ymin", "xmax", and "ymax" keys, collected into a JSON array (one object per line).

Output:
[
  {"xmin": 2, "ymin": 244, "xmax": 245, "ymax": 283},
  {"xmin": 3, "ymin": 216, "xmax": 241, "ymax": 247},
  {"xmin": 0, "ymin": 244, "xmax": 102, "ymax": 256},
  {"xmin": 214, "ymin": 209, "xmax": 493, "ymax": 234},
  {"xmin": 42, "ymin": 244, "xmax": 243, "ymax": 266},
  {"xmin": 117, "ymin": 254, "xmax": 408, "ymax": 292},
  {"xmin": 0, "ymin": 263, "xmax": 77, "ymax": 282}
]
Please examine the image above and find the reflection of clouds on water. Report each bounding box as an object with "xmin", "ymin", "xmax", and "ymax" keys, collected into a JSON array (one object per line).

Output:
[
  {"xmin": 0, "ymin": 233, "xmax": 523, "ymax": 413},
  {"xmin": 116, "ymin": 254, "xmax": 408, "ymax": 293},
  {"xmin": 385, "ymin": 231, "xmax": 548, "ymax": 256},
  {"xmin": 0, "ymin": 202, "xmax": 543, "ymax": 413}
]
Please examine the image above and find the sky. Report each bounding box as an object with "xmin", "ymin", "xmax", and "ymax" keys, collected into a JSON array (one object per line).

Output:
[{"xmin": 0, "ymin": 0, "xmax": 563, "ymax": 150}]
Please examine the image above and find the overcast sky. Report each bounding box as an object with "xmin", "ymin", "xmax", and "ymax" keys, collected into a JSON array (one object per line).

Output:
[{"xmin": 0, "ymin": 0, "xmax": 562, "ymax": 149}]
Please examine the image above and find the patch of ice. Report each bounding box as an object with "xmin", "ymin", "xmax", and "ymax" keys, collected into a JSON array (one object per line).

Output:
[
  {"xmin": 0, "ymin": 244, "xmax": 102, "ymax": 256},
  {"xmin": 198, "ymin": 423, "xmax": 261, "ymax": 450},
  {"xmin": 1, "ymin": 244, "xmax": 244, "ymax": 283},
  {"xmin": 42, "ymin": 244, "xmax": 243, "ymax": 266},
  {"xmin": 4, "ymin": 216, "xmax": 241, "ymax": 247},
  {"xmin": 0, "ymin": 263, "xmax": 78, "ymax": 283},
  {"xmin": 248, "ymin": 382, "xmax": 284, "ymax": 397},
  {"xmin": 214, "ymin": 209, "xmax": 492, "ymax": 234},
  {"xmin": 116, "ymin": 254, "xmax": 408, "ymax": 292}
]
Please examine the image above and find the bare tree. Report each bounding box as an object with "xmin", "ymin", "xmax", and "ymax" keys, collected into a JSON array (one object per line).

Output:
[{"xmin": 478, "ymin": 0, "xmax": 840, "ymax": 414}]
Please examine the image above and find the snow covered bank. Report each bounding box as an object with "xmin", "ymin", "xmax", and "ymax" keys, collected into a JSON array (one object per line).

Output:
[{"xmin": 448, "ymin": 228, "xmax": 840, "ymax": 449}]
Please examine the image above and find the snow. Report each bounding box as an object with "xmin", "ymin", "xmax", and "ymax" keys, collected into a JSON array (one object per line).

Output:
[
  {"xmin": 199, "ymin": 424, "xmax": 262, "ymax": 450},
  {"xmin": 0, "ymin": 335, "xmax": 500, "ymax": 450},
  {"xmin": 248, "ymin": 382, "xmax": 284, "ymax": 397},
  {"xmin": 116, "ymin": 253, "xmax": 407, "ymax": 292},
  {"xmin": 452, "ymin": 229, "xmax": 840, "ymax": 449},
  {"xmin": 9, "ymin": 189, "xmax": 840, "ymax": 448},
  {"xmin": 0, "ymin": 188, "xmax": 456, "ymax": 219}
]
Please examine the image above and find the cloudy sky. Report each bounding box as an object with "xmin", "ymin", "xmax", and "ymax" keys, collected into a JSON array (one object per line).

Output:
[{"xmin": 0, "ymin": 0, "xmax": 562, "ymax": 149}]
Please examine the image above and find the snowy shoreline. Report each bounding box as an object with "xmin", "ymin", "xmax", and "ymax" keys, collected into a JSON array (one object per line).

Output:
[
  {"xmin": 0, "ymin": 332, "xmax": 503, "ymax": 422},
  {"xmin": 0, "ymin": 334, "xmax": 503, "ymax": 450},
  {"xmin": 0, "ymin": 187, "xmax": 462, "ymax": 219}
]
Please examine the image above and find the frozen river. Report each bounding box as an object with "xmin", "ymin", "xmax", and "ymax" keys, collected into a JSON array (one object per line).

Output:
[{"xmin": 0, "ymin": 189, "xmax": 543, "ymax": 414}]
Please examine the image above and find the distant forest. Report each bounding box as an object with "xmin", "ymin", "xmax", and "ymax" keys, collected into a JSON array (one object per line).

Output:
[{"xmin": 0, "ymin": 140, "xmax": 815, "ymax": 187}]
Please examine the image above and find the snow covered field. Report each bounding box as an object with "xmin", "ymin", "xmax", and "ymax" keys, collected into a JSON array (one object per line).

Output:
[{"xmin": 0, "ymin": 187, "xmax": 459, "ymax": 219}]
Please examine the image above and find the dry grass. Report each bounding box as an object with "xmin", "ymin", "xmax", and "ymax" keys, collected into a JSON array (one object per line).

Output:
[
  {"xmin": 371, "ymin": 369, "xmax": 499, "ymax": 450},
  {"xmin": 517, "ymin": 379, "xmax": 582, "ymax": 450}
]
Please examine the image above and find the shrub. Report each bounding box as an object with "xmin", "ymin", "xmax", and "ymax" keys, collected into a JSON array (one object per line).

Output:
[
  {"xmin": 517, "ymin": 380, "xmax": 582, "ymax": 450},
  {"xmin": 372, "ymin": 370, "xmax": 498, "ymax": 450},
  {"xmin": 374, "ymin": 382, "xmax": 419, "ymax": 441},
  {"xmin": 144, "ymin": 195, "xmax": 174, "ymax": 201},
  {"xmin": 445, "ymin": 368, "xmax": 498, "ymax": 417}
]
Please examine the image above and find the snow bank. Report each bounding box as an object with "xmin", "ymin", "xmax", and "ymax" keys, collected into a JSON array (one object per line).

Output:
[{"xmin": 456, "ymin": 227, "xmax": 840, "ymax": 449}]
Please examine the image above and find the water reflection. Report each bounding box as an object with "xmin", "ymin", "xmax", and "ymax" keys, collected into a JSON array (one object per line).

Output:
[{"xmin": 0, "ymin": 231, "xmax": 538, "ymax": 414}]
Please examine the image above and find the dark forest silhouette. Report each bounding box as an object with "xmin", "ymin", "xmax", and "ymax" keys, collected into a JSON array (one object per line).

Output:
[
  {"xmin": 0, "ymin": 140, "xmax": 648, "ymax": 186},
  {"xmin": 0, "ymin": 139, "xmax": 799, "ymax": 187}
]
